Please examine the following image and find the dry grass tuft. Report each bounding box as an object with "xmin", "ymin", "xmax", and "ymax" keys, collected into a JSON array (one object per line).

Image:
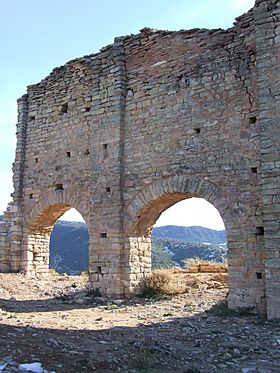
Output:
[
  {"xmin": 141, "ymin": 269, "xmax": 187, "ymax": 297},
  {"xmin": 49, "ymin": 268, "xmax": 59, "ymax": 276},
  {"xmin": 80, "ymin": 270, "xmax": 89, "ymax": 278}
]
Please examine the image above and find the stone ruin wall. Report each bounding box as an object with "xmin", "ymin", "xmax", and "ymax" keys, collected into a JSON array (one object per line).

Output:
[
  {"xmin": 0, "ymin": 0, "xmax": 279, "ymax": 319},
  {"xmin": 255, "ymin": 0, "xmax": 280, "ymax": 319}
]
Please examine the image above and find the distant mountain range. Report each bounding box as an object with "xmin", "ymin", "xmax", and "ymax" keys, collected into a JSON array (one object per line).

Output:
[
  {"xmin": 0, "ymin": 217, "xmax": 227, "ymax": 274},
  {"xmin": 153, "ymin": 225, "xmax": 226, "ymax": 244}
]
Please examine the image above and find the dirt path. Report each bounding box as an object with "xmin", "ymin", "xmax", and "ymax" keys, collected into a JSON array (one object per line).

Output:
[{"xmin": 0, "ymin": 273, "xmax": 279, "ymax": 372}]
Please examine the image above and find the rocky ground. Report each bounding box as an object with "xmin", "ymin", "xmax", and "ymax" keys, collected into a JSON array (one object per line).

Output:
[{"xmin": 0, "ymin": 273, "xmax": 279, "ymax": 373}]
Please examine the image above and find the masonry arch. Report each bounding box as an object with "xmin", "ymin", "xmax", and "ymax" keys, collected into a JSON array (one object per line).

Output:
[
  {"xmin": 26, "ymin": 189, "xmax": 90, "ymax": 229},
  {"xmin": 21, "ymin": 190, "xmax": 90, "ymax": 276},
  {"xmin": 123, "ymin": 175, "xmax": 238, "ymax": 298},
  {"xmin": 125, "ymin": 175, "xmax": 236, "ymax": 236}
]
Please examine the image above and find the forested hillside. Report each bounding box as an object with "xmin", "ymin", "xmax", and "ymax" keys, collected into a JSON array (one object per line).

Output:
[
  {"xmin": 153, "ymin": 237, "xmax": 227, "ymax": 267},
  {"xmin": 49, "ymin": 221, "xmax": 89, "ymax": 274}
]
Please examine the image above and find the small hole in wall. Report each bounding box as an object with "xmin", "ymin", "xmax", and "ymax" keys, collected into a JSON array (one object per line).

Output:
[
  {"xmin": 249, "ymin": 116, "xmax": 257, "ymax": 124},
  {"xmin": 127, "ymin": 88, "xmax": 134, "ymax": 97},
  {"xmin": 60, "ymin": 103, "xmax": 68, "ymax": 114},
  {"xmin": 34, "ymin": 158, "xmax": 38, "ymax": 163},
  {"xmin": 251, "ymin": 167, "xmax": 258, "ymax": 174},
  {"xmin": 106, "ymin": 187, "xmax": 111, "ymax": 193},
  {"xmin": 55, "ymin": 184, "xmax": 64, "ymax": 191},
  {"xmin": 103, "ymin": 144, "xmax": 108, "ymax": 159},
  {"xmin": 255, "ymin": 227, "xmax": 264, "ymax": 236},
  {"xmin": 66, "ymin": 151, "xmax": 71, "ymax": 158},
  {"xmin": 29, "ymin": 193, "xmax": 33, "ymax": 199},
  {"xmin": 85, "ymin": 107, "xmax": 90, "ymax": 112},
  {"xmin": 100, "ymin": 233, "xmax": 107, "ymax": 238},
  {"xmin": 194, "ymin": 128, "xmax": 201, "ymax": 134},
  {"xmin": 97, "ymin": 266, "xmax": 102, "ymax": 274},
  {"xmin": 84, "ymin": 149, "xmax": 90, "ymax": 156},
  {"xmin": 256, "ymin": 272, "xmax": 262, "ymax": 279},
  {"xmin": 29, "ymin": 116, "xmax": 35, "ymax": 121}
]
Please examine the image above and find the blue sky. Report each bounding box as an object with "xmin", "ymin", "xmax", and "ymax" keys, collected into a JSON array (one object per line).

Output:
[{"xmin": 0, "ymin": 0, "xmax": 254, "ymax": 228}]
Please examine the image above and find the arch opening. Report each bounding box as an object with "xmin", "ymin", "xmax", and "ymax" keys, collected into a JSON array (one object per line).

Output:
[
  {"xmin": 151, "ymin": 197, "xmax": 227, "ymax": 270},
  {"xmin": 50, "ymin": 208, "xmax": 89, "ymax": 275},
  {"xmin": 24, "ymin": 205, "xmax": 89, "ymax": 277},
  {"xmin": 124, "ymin": 181, "xmax": 231, "ymax": 297}
]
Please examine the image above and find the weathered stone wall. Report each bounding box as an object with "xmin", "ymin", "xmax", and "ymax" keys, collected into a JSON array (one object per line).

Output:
[
  {"xmin": 0, "ymin": 0, "xmax": 279, "ymax": 318},
  {"xmin": 0, "ymin": 215, "xmax": 10, "ymax": 272},
  {"xmin": 121, "ymin": 12, "xmax": 264, "ymax": 307},
  {"xmin": 254, "ymin": 0, "xmax": 280, "ymax": 319}
]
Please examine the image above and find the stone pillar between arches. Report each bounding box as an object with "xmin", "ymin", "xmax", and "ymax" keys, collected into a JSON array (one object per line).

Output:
[
  {"xmin": 88, "ymin": 233, "xmax": 126, "ymax": 297},
  {"xmin": 88, "ymin": 233, "xmax": 152, "ymax": 298},
  {"xmin": 22, "ymin": 228, "xmax": 51, "ymax": 276},
  {"xmin": 123, "ymin": 236, "xmax": 152, "ymax": 297}
]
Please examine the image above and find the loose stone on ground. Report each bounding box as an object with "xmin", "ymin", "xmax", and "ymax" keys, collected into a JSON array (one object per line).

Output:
[{"xmin": 0, "ymin": 273, "xmax": 279, "ymax": 372}]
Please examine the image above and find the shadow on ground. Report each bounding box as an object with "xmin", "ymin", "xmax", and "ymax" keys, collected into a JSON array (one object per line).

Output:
[{"xmin": 0, "ymin": 304, "xmax": 279, "ymax": 373}]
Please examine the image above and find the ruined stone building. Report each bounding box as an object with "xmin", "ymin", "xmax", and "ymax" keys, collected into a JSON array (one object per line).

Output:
[{"xmin": 0, "ymin": 0, "xmax": 279, "ymax": 319}]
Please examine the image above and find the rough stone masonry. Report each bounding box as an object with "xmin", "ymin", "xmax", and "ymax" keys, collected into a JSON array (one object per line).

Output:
[{"xmin": 0, "ymin": 0, "xmax": 279, "ymax": 319}]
